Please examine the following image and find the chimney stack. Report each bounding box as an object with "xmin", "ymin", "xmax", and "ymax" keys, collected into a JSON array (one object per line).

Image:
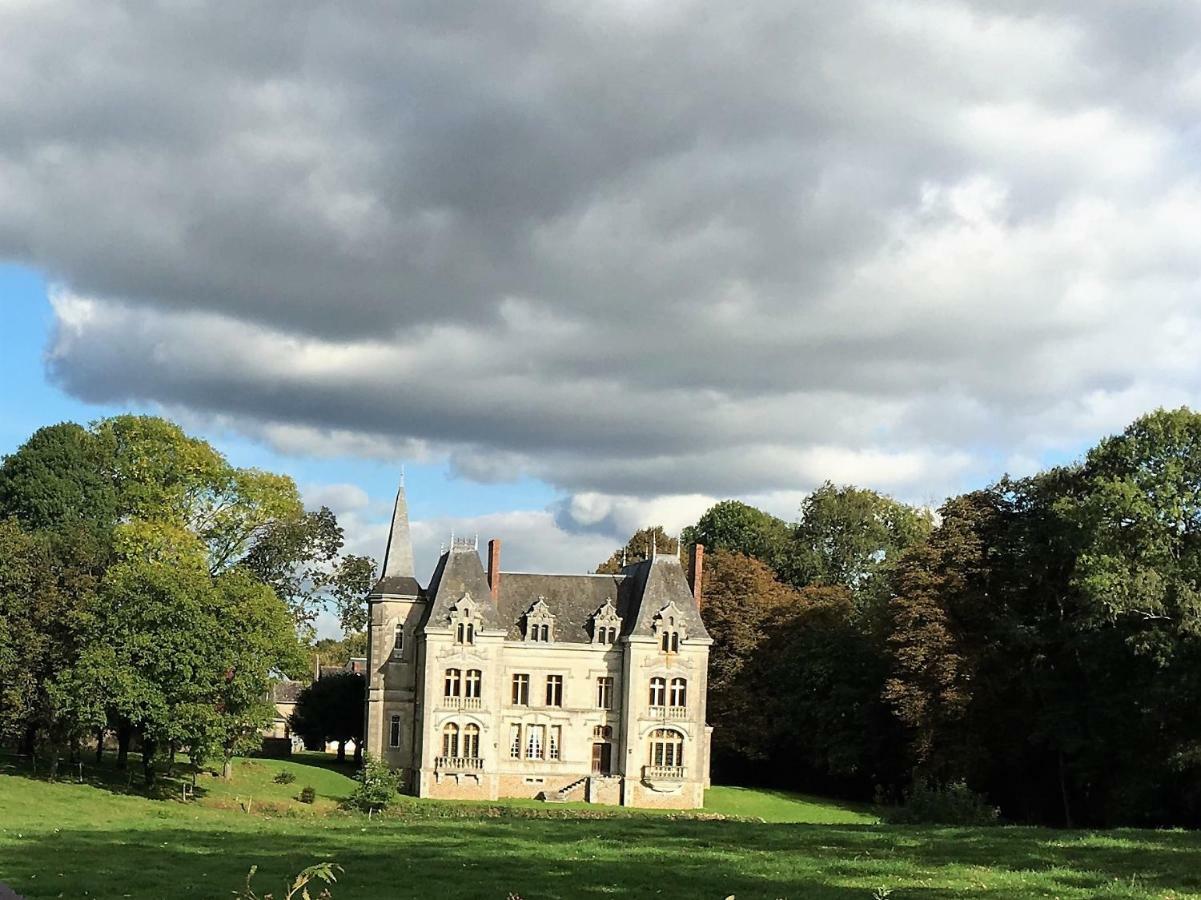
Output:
[
  {"xmin": 688, "ymin": 543, "xmax": 705, "ymax": 610},
  {"xmin": 487, "ymin": 539, "xmax": 501, "ymax": 601}
]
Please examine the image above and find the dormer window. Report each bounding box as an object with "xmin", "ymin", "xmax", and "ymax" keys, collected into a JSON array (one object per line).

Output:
[
  {"xmin": 652, "ymin": 602, "xmax": 686, "ymax": 654},
  {"xmin": 449, "ymin": 593, "xmax": 480, "ymax": 645},
  {"xmin": 524, "ymin": 597, "xmax": 556, "ymax": 643},
  {"xmin": 591, "ymin": 599, "xmax": 622, "ymax": 646}
]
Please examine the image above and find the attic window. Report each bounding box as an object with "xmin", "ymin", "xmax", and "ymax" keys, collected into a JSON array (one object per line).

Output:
[
  {"xmin": 591, "ymin": 599, "xmax": 622, "ymax": 646},
  {"xmin": 652, "ymin": 602, "xmax": 687, "ymax": 654},
  {"xmin": 449, "ymin": 593, "xmax": 479, "ymax": 645},
  {"xmin": 524, "ymin": 597, "xmax": 556, "ymax": 643}
]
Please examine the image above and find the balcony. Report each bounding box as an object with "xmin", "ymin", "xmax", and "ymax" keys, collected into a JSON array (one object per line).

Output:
[
  {"xmin": 436, "ymin": 756, "xmax": 484, "ymax": 772},
  {"xmin": 648, "ymin": 705, "xmax": 689, "ymax": 720},
  {"xmin": 440, "ymin": 696, "xmax": 484, "ymax": 710},
  {"xmin": 642, "ymin": 765, "xmax": 686, "ymax": 782}
]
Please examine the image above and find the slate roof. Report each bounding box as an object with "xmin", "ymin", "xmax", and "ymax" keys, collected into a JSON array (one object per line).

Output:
[
  {"xmin": 420, "ymin": 547, "xmax": 710, "ymax": 644},
  {"xmin": 271, "ymin": 680, "xmax": 305, "ymax": 704},
  {"xmin": 369, "ymin": 575, "xmax": 423, "ymax": 598}
]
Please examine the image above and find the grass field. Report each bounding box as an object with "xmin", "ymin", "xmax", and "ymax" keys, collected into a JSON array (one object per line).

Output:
[{"xmin": 2, "ymin": 752, "xmax": 1200, "ymax": 899}]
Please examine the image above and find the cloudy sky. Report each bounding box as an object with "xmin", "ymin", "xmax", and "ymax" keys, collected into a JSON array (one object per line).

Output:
[{"xmin": 4, "ymin": 1, "xmax": 1201, "ymax": 613}]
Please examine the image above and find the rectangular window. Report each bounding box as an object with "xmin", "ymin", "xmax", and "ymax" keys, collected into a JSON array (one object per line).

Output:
[
  {"xmin": 465, "ymin": 669, "xmax": 482, "ymax": 699},
  {"xmin": 545, "ymin": 674, "xmax": 563, "ymax": 707},
  {"xmin": 509, "ymin": 724, "xmax": 522, "ymax": 759},
  {"xmin": 444, "ymin": 668, "xmax": 461, "ymax": 698},
  {"xmin": 389, "ymin": 715, "xmax": 401, "ymax": 748},
  {"xmin": 550, "ymin": 725, "xmax": 562, "ymax": 761},
  {"xmin": 393, "ymin": 625, "xmax": 404, "ymax": 659},
  {"xmin": 512, "ymin": 673, "xmax": 530, "ymax": 706},
  {"xmin": 526, "ymin": 724, "xmax": 545, "ymax": 760},
  {"xmin": 596, "ymin": 676, "xmax": 613, "ymax": 710}
]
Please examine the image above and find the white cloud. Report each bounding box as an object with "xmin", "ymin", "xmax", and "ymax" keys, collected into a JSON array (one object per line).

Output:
[{"xmin": 7, "ymin": 0, "xmax": 1201, "ymax": 540}]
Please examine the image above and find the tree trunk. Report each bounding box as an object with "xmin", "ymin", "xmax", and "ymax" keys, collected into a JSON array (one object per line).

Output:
[
  {"xmin": 142, "ymin": 739, "xmax": 157, "ymax": 790},
  {"xmin": 222, "ymin": 756, "xmax": 233, "ymax": 780},
  {"xmin": 116, "ymin": 722, "xmax": 132, "ymax": 770},
  {"xmin": 47, "ymin": 752, "xmax": 60, "ymax": 781},
  {"xmin": 20, "ymin": 722, "xmax": 36, "ymax": 757},
  {"xmin": 168, "ymin": 742, "xmax": 177, "ymax": 775},
  {"xmin": 353, "ymin": 739, "xmax": 363, "ymax": 767},
  {"xmin": 337, "ymin": 739, "xmax": 346, "ymax": 763},
  {"xmin": 95, "ymin": 728, "xmax": 105, "ymax": 764},
  {"xmin": 1057, "ymin": 748, "xmax": 1074, "ymax": 829}
]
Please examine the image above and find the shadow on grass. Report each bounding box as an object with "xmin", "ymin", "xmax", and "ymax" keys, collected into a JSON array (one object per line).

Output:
[
  {"xmin": 0, "ymin": 749, "xmax": 211, "ymax": 802},
  {"xmin": 4, "ymin": 813, "xmax": 1201, "ymax": 899},
  {"xmin": 278, "ymin": 750, "xmax": 359, "ymax": 777}
]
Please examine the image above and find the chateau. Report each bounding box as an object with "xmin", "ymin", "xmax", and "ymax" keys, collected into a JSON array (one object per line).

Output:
[{"xmin": 364, "ymin": 482, "xmax": 712, "ymax": 808}]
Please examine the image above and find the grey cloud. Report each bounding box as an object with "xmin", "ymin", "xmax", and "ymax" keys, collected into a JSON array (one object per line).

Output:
[{"xmin": 8, "ymin": 1, "xmax": 1201, "ymax": 517}]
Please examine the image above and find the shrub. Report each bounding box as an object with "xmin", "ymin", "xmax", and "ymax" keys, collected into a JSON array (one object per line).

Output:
[
  {"xmin": 274, "ymin": 770, "xmax": 297, "ymax": 785},
  {"xmin": 299, "ymin": 785, "xmax": 317, "ymax": 804},
  {"xmin": 885, "ymin": 779, "xmax": 999, "ymax": 826},
  {"xmin": 235, "ymin": 861, "xmax": 342, "ymax": 899},
  {"xmin": 347, "ymin": 754, "xmax": 404, "ymax": 813}
]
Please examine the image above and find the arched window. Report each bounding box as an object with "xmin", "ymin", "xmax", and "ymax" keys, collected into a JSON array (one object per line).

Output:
[
  {"xmin": 465, "ymin": 669, "xmax": 482, "ymax": 699},
  {"xmin": 540, "ymin": 623, "xmax": 550, "ymax": 642},
  {"xmin": 462, "ymin": 723, "xmax": 480, "ymax": 759},
  {"xmin": 661, "ymin": 630, "xmax": 680, "ymax": 652},
  {"xmin": 649, "ymin": 677, "xmax": 666, "ymax": 707},
  {"xmin": 442, "ymin": 723, "xmax": 460, "ymax": 758},
  {"xmin": 669, "ymin": 677, "xmax": 687, "ymax": 708},
  {"xmin": 456, "ymin": 622, "xmax": 475, "ymax": 645},
  {"xmin": 649, "ymin": 728, "xmax": 684, "ymax": 768},
  {"xmin": 444, "ymin": 668, "xmax": 461, "ymax": 698}
]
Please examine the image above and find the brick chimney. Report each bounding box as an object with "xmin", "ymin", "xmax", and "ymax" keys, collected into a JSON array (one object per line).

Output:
[
  {"xmin": 688, "ymin": 543, "xmax": 705, "ymax": 610},
  {"xmin": 487, "ymin": 539, "xmax": 501, "ymax": 601}
]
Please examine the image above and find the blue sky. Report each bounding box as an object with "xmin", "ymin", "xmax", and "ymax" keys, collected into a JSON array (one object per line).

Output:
[{"xmin": 3, "ymin": 3, "xmax": 1200, "ymax": 629}]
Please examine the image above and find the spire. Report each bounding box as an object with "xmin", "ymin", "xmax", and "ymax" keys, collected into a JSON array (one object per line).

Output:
[{"xmin": 381, "ymin": 478, "xmax": 415, "ymax": 579}]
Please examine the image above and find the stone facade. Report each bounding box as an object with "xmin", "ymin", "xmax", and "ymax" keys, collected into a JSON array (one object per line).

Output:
[{"xmin": 364, "ymin": 483, "xmax": 712, "ymax": 809}]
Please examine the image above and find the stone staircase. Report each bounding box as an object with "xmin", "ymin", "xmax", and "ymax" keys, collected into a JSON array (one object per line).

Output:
[{"xmin": 539, "ymin": 776, "xmax": 589, "ymax": 803}]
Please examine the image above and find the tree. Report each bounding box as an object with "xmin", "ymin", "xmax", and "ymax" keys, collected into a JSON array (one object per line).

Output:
[
  {"xmin": 594, "ymin": 525, "xmax": 679, "ymax": 574},
  {"xmin": 782, "ymin": 482, "xmax": 933, "ymax": 605},
  {"xmin": 241, "ymin": 508, "xmax": 375, "ymax": 633},
  {"xmin": 312, "ymin": 633, "xmax": 368, "ymax": 668},
  {"xmin": 289, "ymin": 672, "xmax": 365, "ymax": 763},
  {"xmin": 683, "ymin": 500, "xmax": 790, "ymax": 570},
  {"xmin": 0, "ymin": 422, "xmax": 117, "ymax": 534},
  {"xmin": 699, "ymin": 550, "xmax": 800, "ymax": 772}
]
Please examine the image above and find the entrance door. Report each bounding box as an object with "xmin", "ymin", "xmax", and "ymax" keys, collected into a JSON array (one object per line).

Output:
[{"xmin": 591, "ymin": 742, "xmax": 612, "ymax": 774}]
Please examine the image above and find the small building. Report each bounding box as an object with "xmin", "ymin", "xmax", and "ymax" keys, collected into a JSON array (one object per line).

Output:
[{"xmin": 364, "ymin": 482, "xmax": 713, "ymax": 808}]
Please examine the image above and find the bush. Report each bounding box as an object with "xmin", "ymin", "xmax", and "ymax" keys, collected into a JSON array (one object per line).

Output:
[
  {"xmin": 885, "ymin": 779, "xmax": 999, "ymax": 826},
  {"xmin": 273, "ymin": 770, "xmax": 296, "ymax": 785},
  {"xmin": 298, "ymin": 785, "xmax": 317, "ymax": 804},
  {"xmin": 347, "ymin": 754, "xmax": 404, "ymax": 813}
]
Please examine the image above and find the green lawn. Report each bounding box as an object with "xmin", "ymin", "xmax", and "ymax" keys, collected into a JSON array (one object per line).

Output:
[{"xmin": 1, "ymin": 753, "xmax": 1199, "ymax": 899}]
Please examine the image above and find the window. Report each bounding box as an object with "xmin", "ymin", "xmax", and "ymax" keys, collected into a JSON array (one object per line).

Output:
[
  {"xmin": 389, "ymin": 715, "xmax": 401, "ymax": 748},
  {"xmin": 455, "ymin": 622, "xmax": 475, "ymax": 645},
  {"xmin": 463, "ymin": 723, "xmax": 480, "ymax": 759},
  {"xmin": 596, "ymin": 676, "xmax": 613, "ymax": 710},
  {"xmin": 660, "ymin": 630, "xmax": 680, "ymax": 652},
  {"xmin": 550, "ymin": 725, "xmax": 562, "ymax": 761},
  {"xmin": 509, "ymin": 724, "xmax": 522, "ymax": 759},
  {"xmin": 649, "ymin": 676, "xmax": 666, "ymax": 707},
  {"xmin": 649, "ymin": 728, "xmax": 684, "ymax": 767},
  {"xmin": 525, "ymin": 598, "xmax": 556, "ymax": 643},
  {"xmin": 591, "ymin": 599, "xmax": 622, "ymax": 645},
  {"xmin": 593, "ymin": 724, "xmax": 613, "ymax": 739},
  {"xmin": 526, "ymin": 724, "xmax": 545, "ymax": 760},
  {"xmin": 465, "ymin": 669, "xmax": 482, "ymax": 699},
  {"xmin": 545, "ymin": 674, "xmax": 563, "ymax": 707},
  {"xmin": 444, "ymin": 668, "xmax": 461, "ymax": 698},
  {"xmin": 393, "ymin": 625, "xmax": 404, "ymax": 659},
  {"xmin": 512, "ymin": 673, "xmax": 530, "ymax": 706},
  {"xmin": 442, "ymin": 723, "xmax": 460, "ymax": 758},
  {"xmin": 669, "ymin": 677, "xmax": 687, "ymax": 708}
]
